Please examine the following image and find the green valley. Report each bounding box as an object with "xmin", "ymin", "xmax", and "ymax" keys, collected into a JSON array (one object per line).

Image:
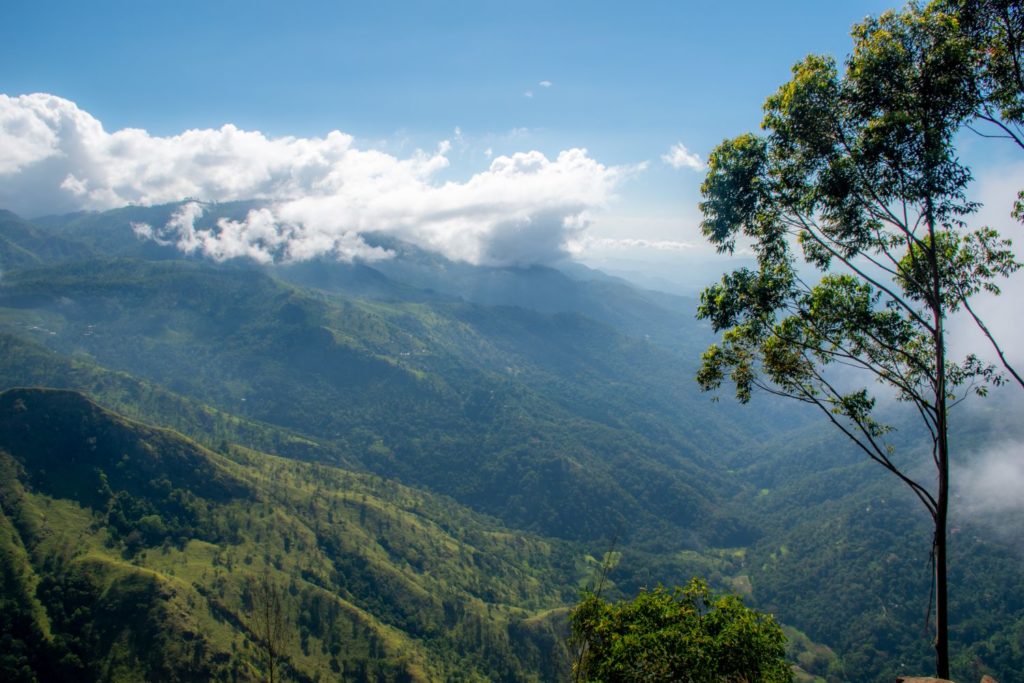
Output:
[{"xmin": 0, "ymin": 205, "xmax": 1021, "ymax": 682}]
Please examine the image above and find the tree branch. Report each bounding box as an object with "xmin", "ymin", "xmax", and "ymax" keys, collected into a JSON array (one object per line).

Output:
[
  {"xmin": 958, "ymin": 288, "xmax": 1024, "ymax": 390},
  {"xmin": 794, "ymin": 364, "xmax": 938, "ymax": 517},
  {"xmin": 793, "ymin": 214, "xmax": 936, "ymax": 333}
]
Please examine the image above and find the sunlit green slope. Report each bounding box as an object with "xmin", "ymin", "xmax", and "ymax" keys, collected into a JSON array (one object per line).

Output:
[{"xmin": 0, "ymin": 387, "xmax": 585, "ymax": 682}]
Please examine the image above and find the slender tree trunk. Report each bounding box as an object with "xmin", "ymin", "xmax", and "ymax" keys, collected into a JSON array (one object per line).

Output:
[
  {"xmin": 935, "ymin": 338, "xmax": 950, "ymax": 679},
  {"xmin": 934, "ymin": 350, "xmax": 950, "ymax": 680},
  {"xmin": 927, "ymin": 193, "xmax": 950, "ymax": 679},
  {"xmin": 935, "ymin": 483, "xmax": 949, "ymax": 679}
]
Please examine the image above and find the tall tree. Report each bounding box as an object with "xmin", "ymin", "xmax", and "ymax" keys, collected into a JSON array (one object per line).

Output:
[
  {"xmin": 249, "ymin": 571, "xmax": 287, "ymax": 683},
  {"xmin": 695, "ymin": 2, "xmax": 1020, "ymax": 678}
]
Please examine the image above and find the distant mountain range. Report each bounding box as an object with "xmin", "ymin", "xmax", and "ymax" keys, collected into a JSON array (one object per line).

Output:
[{"xmin": 1, "ymin": 202, "xmax": 1022, "ymax": 682}]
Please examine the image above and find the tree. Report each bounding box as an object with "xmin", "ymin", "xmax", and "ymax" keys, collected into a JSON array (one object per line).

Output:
[
  {"xmin": 249, "ymin": 571, "xmax": 287, "ymax": 683},
  {"xmin": 953, "ymin": 0, "xmax": 1024, "ymax": 161},
  {"xmin": 695, "ymin": 2, "xmax": 1021, "ymax": 678},
  {"xmin": 568, "ymin": 578, "xmax": 791, "ymax": 682},
  {"xmin": 944, "ymin": 0, "xmax": 1024, "ymax": 388}
]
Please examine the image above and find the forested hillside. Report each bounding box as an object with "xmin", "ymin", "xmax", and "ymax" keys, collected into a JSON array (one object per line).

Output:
[
  {"xmin": 0, "ymin": 206, "xmax": 1021, "ymax": 682},
  {"xmin": 0, "ymin": 387, "xmax": 583, "ymax": 681},
  {"xmin": 0, "ymin": 254, "xmax": 766, "ymax": 548}
]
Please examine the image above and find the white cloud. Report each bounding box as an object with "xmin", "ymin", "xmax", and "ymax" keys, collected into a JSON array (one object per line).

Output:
[
  {"xmin": 0, "ymin": 93, "xmax": 636, "ymax": 266},
  {"xmin": 523, "ymin": 90, "xmax": 534, "ymax": 99},
  {"xmin": 539, "ymin": 80, "xmax": 553, "ymax": 88},
  {"xmin": 953, "ymin": 440, "xmax": 1024, "ymax": 544},
  {"xmin": 134, "ymin": 202, "xmax": 392, "ymax": 264},
  {"xmin": 957, "ymin": 443, "xmax": 1024, "ymax": 515},
  {"xmin": 661, "ymin": 142, "xmax": 705, "ymax": 171},
  {"xmin": 578, "ymin": 237, "xmax": 697, "ymax": 252}
]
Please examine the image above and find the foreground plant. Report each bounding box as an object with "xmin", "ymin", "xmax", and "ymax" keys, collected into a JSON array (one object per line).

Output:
[{"xmin": 570, "ymin": 578, "xmax": 791, "ymax": 682}]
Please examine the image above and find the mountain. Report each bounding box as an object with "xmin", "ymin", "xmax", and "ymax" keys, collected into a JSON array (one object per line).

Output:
[
  {"xmin": 0, "ymin": 209, "xmax": 92, "ymax": 270},
  {"xmin": 0, "ymin": 387, "xmax": 583, "ymax": 681},
  {"xmin": 0, "ymin": 256, "xmax": 771, "ymax": 549},
  {"xmin": 34, "ymin": 201, "xmax": 710, "ymax": 351},
  {"xmin": 1, "ymin": 204, "xmax": 1022, "ymax": 682},
  {"xmin": 282, "ymin": 235, "xmax": 710, "ymax": 353}
]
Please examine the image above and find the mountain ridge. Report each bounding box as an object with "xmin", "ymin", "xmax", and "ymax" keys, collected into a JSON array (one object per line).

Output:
[
  {"xmin": 0, "ymin": 387, "xmax": 584, "ymax": 681},
  {"xmin": 2, "ymin": 204, "xmax": 1022, "ymax": 682}
]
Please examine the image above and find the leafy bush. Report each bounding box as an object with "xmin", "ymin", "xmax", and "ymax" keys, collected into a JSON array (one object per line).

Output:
[{"xmin": 570, "ymin": 578, "xmax": 792, "ymax": 682}]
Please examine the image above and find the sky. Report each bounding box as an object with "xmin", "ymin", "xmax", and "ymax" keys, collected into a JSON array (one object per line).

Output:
[{"xmin": 0, "ymin": 0, "xmax": 1020, "ymax": 280}]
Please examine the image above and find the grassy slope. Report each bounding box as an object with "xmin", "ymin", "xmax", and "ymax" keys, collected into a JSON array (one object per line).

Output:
[{"xmin": 0, "ymin": 387, "xmax": 584, "ymax": 682}]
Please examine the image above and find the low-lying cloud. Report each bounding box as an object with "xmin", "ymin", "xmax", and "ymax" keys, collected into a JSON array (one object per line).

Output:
[
  {"xmin": 956, "ymin": 442, "xmax": 1024, "ymax": 515},
  {"xmin": 131, "ymin": 202, "xmax": 395, "ymax": 265},
  {"xmin": 954, "ymin": 440, "xmax": 1024, "ymax": 544},
  {"xmin": 580, "ymin": 237, "xmax": 697, "ymax": 252},
  {"xmin": 0, "ymin": 93, "xmax": 635, "ymax": 266}
]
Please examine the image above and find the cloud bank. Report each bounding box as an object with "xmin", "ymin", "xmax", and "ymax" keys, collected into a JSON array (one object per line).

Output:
[
  {"xmin": 954, "ymin": 440, "xmax": 1024, "ymax": 544},
  {"xmin": 957, "ymin": 443, "xmax": 1024, "ymax": 515},
  {"xmin": 0, "ymin": 93, "xmax": 633, "ymax": 266}
]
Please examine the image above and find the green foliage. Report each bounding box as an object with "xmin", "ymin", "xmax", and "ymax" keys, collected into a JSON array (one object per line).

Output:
[
  {"xmin": 697, "ymin": 15, "xmax": 1015, "ymax": 414},
  {"xmin": 947, "ymin": 0, "xmax": 1024, "ymax": 129},
  {"xmin": 942, "ymin": 0, "xmax": 1024, "ymax": 256},
  {"xmin": 0, "ymin": 387, "xmax": 587, "ymax": 681},
  {"xmin": 569, "ymin": 578, "xmax": 792, "ymax": 682},
  {"xmin": 0, "ymin": 467, "xmax": 72, "ymax": 683},
  {"xmin": 696, "ymin": 2, "xmax": 1024, "ymax": 678}
]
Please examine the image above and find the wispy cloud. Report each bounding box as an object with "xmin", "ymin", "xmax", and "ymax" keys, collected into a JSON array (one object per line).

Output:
[
  {"xmin": 523, "ymin": 90, "xmax": 534, "ymax": 99},
  {"xmin": 573, "ymin": 236, "xmax": 697, "ymax": 253},
  {"xmin": 953, "ymin": 440, "xmax": 1024, "ymax": 545},
  {"xmin": 957, "ymin": 443, "xmax": 1024, "ymax": 515},
  {"xmin": 539, "ymin": 80, "xmax": 553, "ymax": 88},
  {"xmin": 661, "ymin": 142, "xmax": 704, "ymax": 171},
  {"xmin": 0, "ymin": 93, "xmax": 637, "ymax": 266}
]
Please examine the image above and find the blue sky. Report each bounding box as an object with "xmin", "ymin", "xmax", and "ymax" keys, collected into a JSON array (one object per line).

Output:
[
  {"xmin": 4, "ymin": 2, "xmax": 893, "ymax": 140},
  {"xmin": 2, "ymin": 0, "xmax": 1018, "ymax": 280}
]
